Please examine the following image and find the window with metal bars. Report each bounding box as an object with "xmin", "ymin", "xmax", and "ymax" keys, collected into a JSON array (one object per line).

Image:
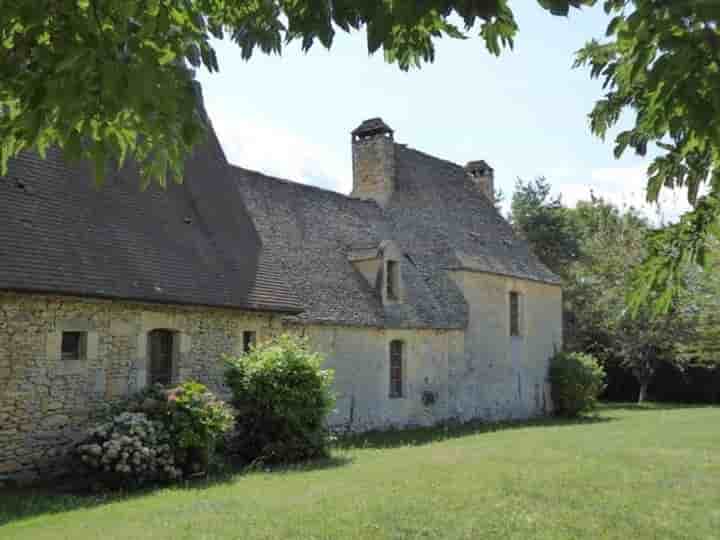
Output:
[
  {"xmin": 389, "ymin": 340, "xmax": 403, "ymax": 398},
  {"xmin": 509, "ymin": 291, "xmax": 521, "ymax": 337}
]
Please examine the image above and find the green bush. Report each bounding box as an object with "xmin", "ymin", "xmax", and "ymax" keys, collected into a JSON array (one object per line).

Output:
[
  {"xmin": 161, "ymin": 381, "xmax": 235, "ymax": 470},
  {"xmin": 225, "ymin": 335, "xmax": 335, "ymax": 463},
  {"xmin": 79, "ymin": 381, "xmax": 234, "ymax": 483},
  {"xmin": 549, "ymin": 352, "xmax": 606, "ymax": 417}
]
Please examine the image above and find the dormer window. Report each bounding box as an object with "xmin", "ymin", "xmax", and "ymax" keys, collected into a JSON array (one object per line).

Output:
[{"xmin": 386, "ymin": 260, "xmax": 400, "ymax": 301}]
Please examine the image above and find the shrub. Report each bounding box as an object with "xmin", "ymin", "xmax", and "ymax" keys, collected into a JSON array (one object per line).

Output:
[
  {"xmin": 78, "ymin": 381, "xmax": 234, "ymax": 483},
  {"xmin": 549, "ymin": 352, "xmax": 606, "ymax": 417},
  {"xmin": 225, "ymin": 334, "xmax": 335, "ymax": 463},
  {"xmin": 77, "ymin": 412, "xmax": 181, "ymax": 485}
]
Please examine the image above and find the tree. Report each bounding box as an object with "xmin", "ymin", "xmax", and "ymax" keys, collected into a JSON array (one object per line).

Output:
[
  {"xmin": 510, "ymin": 188, "xmax": 692, "ymax": 403},
  {"xmin": 575, "ymin": 0, "xmax": 720, "ymax": 310},
  {"xmin": 510, "ymin": 177, "xmax": 579, "ymax": 277},
  {"xmin": 0, "ymin": 0, "xmax": 592, "ymax": 187},
  {"xmin": 675, "ymin": 240, "xmax": 720, "ymax": 365},
  {"xmin": 563, "ymin": 198, "xmax": 664, "ymax": 403}
]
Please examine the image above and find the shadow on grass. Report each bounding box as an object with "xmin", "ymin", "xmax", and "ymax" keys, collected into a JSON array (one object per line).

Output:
[
  {"xmin": 335, "ymin": 413, "xmax": 616, "ymax": 451},
  {"xmin": 600, "ymin": 401, "xmax": 718, "ymax": 412},
  {"xmin": 0, "ymin": 454, "xmax": 353, "ymax": 527}
]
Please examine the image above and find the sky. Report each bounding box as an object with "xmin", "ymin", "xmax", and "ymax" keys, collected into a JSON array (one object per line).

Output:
[{"xmin": 196, "ymin": 3, "xmax": 691, "ymax": 221}]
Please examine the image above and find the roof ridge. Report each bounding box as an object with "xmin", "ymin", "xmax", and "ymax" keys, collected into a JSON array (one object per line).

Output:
[
  {"xmin": 231, "ymin": 164, "xmax": 375, "ymax": 203},
  {"xmin": 395, "ymin": 143, "xmax": 467, "ymax": 174}
]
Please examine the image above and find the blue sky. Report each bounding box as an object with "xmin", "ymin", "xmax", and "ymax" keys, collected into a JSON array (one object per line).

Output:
[{"xmin": 197, "ymin": 3, "xmax": 689, "ymax": 220}]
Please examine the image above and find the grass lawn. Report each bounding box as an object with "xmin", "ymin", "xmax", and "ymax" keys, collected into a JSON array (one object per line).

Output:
[{"xmin": 1, "ymin": 404, "xmax": 719, "ymax": 540}]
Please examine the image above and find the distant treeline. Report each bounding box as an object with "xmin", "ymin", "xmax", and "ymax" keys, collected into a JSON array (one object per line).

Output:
[{"xmin": 506, "ymin": 178, "xmax": 720, "ymax": 404}]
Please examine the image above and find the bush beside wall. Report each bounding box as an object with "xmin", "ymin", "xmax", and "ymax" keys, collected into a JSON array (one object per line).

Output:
[
  {"xmin": 225, "ymin": 335, "xmax": 335, "ymax": 464},
  {"xmin": 549, "ymin": 352, "xmax": 606, "ymax": 417}
]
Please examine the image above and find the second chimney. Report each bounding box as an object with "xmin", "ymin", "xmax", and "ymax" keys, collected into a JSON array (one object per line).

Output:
[{"xmin": 465, "ymin": 160, "xmax": 495, "ymax": 202}]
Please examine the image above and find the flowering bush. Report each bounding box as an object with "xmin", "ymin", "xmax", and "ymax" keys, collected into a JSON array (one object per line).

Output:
[
  {"xmin": 78, "ymin": 381, "xmax": 234, "ymax": 484},
  {"xmin": 225, "ymin": 335, "xmax": 335, "ymax": 464},
  {"xmin": 77, "ymin": 412, "xmax": 182, "ymax": 484},
  {"xmin": 161, "ymin": 382, "xmax": 235, "ymax": 470}
]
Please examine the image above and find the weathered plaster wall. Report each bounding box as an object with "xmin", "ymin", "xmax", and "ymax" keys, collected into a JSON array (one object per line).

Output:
[
  {"xmin": 450, "ymin": 271, "xmax": 562, "ymax": 421},
  {"xmin": 297, "ymin": 324, "xmax": 465, "ymax": 432},
  {"xmin": 0, "ymin": 292, "xmax": 282, "ymax": 481}
]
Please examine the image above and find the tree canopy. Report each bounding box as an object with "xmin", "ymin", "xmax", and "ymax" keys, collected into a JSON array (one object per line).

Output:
[
  {"xmin": 0, "ymin": 0, "xmax": 591, "ymax": 186},
  {"xmin": 575, "ymin": 0, "xmax": 720, "ymax": 310}
]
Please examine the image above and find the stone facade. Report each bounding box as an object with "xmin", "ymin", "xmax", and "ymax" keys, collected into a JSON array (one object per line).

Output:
[
  {"xmin": 0, "ymin": 115, "xmax": 564, "ymax": 484},
  {"xmin": 0, "ymin": 292, "xmax": 283, "ymax": 481},
  {"xmin": 351, "ymin": 130, "xmax": 396, "ymax": 207},
  {"xmin": 0, "ymin": 270, "xmax": 561, "ymax": 480}
]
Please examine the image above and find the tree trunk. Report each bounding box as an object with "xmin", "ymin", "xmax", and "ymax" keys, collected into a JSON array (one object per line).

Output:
[{"xmin": 638, "ymin": 381, "xmax": 649, "ymax": 404}]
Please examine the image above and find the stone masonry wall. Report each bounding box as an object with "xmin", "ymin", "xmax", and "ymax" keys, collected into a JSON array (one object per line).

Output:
[
  {"xmin": 351, "ymin": 134, "xmax": 395, "ymax": 207},
  {"xmin": 0, "ymin": 292, "xmax": 283, "ymax": 482},
  {"xmin": 0, "ymin": 274, "xmax": 560, "ymax": 483}
]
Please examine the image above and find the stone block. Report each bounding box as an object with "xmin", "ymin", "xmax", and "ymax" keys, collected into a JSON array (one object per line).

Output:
[{"xmin": 0, "ymin": 461, "xmax": 21, "ymax": 474}]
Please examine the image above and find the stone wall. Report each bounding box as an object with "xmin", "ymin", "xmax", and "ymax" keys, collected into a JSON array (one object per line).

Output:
[
  {"xmin": 0, "ymin": 273, "xmax": 561, "ymax": 482},
  {"xmin": 0, "ymin": 292, "xmax": 282, "ymax": 482},
  {"xmin": 351, "ymin": 134, "xmax": 395, "ymax": 206}
]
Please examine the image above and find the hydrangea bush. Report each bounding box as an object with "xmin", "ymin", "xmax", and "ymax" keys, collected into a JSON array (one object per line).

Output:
[
  {"xmin": 77, "ymin": 380, "xmax": 234, "ymax": 485},
  {"xmin": 77, "ymin": 412, "xmax": 182, "ymax": 483}
]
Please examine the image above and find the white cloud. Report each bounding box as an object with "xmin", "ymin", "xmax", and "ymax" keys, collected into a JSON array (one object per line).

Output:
[
  {"xmin": 556, "ymin": 165, "xmax": 694, "ymax": 224},
  {"xmin": 204, "ymin": 99, "xmax": 351, "ymax": 194}
]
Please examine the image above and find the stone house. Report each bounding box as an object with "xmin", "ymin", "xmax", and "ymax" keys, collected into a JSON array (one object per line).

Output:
[{"xmin": 0, "ymin": 106, "xmax": 561, "ymax": 481}]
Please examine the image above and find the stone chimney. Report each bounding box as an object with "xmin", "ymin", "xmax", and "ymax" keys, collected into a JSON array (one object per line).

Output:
[
  {"xmin": 351, "ymin": 118, "xmax": 395, "ymax": 206},
  {"xmin": 465, "ymin": 160, "xmax": 494, "ymax": 201}
]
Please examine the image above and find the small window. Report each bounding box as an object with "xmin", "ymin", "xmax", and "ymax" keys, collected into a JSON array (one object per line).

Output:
[
  {"xmin": 389, "ymin": 340, "xmax": 403, "ymax": 398},
  {"xmin": 509, "ymin": 292, "xmax": 521, "ymax": 337},
  {"xmin": 242, "ymin": 331, "xmax": 256, "ymax": 353},
  {"xmin": 61, "ymin": 331, "xmax": 86, "ymax": 361},
  {"xmin": 386, "ymin": 260, "xmax": 399, "ymax": 301}
]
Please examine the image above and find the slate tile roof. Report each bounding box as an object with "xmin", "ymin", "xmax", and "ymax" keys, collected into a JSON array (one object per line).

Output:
[
  {"xmin": 233, "ymin": 142, "xmax": 559, "ymax": 329},
  {"xmin": 0, "ymin": 127, "xmax": 302, "ymax": 314},
  {"xmin": 1, "ymin": 111, "xmax": 558, "ymax": 327}
]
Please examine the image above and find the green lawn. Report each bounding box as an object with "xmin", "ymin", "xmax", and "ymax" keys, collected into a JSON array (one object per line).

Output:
[{"xmin": 1, "ymin": 404, "xmax": 719, "ymax": 540}]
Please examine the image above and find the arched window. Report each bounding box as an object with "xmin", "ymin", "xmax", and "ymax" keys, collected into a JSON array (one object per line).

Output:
[
  {"xmin": 389, "ymin": 340, "xmax": 404, "ymax": 398},
  {"xmin": 148, "ymin": 329, "xmax": 175, "ymax": 385}
]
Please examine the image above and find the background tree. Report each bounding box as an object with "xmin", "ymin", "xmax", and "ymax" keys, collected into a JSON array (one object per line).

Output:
[
  {"xmin": 511, "ymin": 185, "xmax": 714, "ymax": 403},
  {"xmin": 675, "ymin": 241, "xmax": 720, "ymax": 366},
  {"xmin": 509, "ymin": 177, "xmax": 579, "ymax": 277}
]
